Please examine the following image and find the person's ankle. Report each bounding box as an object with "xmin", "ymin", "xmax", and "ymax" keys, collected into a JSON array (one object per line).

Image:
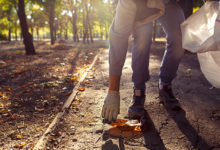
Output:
[{"xmin": 159, "ymin": 79, "xmax": 171, "ymax": 89}]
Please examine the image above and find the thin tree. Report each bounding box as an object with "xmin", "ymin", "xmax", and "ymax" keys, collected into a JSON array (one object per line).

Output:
[
  {"xmin": 49, "ymin": 1, "xmax": 55, "ymax": 45},
  {"xmin": 82, "ymin": 0, "xmax": 89, "ymax": 44},
  {"xmin": 17, "ymin": 0, "xmax": 36, "ymax": 55},
  {"xmin": 179, "ymin": 0, "xmax": 193, "ymax": 19},
  {"xmin": 64, "ymin": 0, "xmax": 79, "ymax": 42}
]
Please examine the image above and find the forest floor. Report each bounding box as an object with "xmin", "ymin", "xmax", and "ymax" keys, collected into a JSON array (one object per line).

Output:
[
  {"xmin": 0, "ymin": 40, "xmax": 106, "ymax": 149},
  {"xmin": 0, "ymin": 40, "xmax": 220, "ymax": 150}
]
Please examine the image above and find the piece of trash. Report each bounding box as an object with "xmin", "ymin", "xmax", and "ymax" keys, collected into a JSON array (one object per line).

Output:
[
  {"xmin": 62, "ymin": 87, "xmax": 67, "ymax": 90},
  {"xmin": 60, "ymin": 62, "xmax": 65, "ymax": 66},
  {"xmin": 108, "ymin": 119, "xmax": 142, "ymax": 139},
  {"xmin": 126, "ymin": 120, "xmax": 141, "ymax": 127}
]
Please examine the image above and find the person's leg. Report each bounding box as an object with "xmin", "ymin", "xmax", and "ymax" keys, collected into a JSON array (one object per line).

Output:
[
  {"xmin": 132, "ymin": 23, "xmax": 153, "ymax": 90},
  {"xmin": 157, "ymin": 2, "xmax": 185, "ymax": 110},
  {"xmin": 128, "ymin": 23, "xmax": 153, "ymax": 119},
  {"xmin": 157, "ymin": 2, "xmax": 185, "ymax": 85}
]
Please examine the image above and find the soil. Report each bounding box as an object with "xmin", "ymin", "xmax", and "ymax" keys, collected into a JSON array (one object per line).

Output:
[
  {"xmin": 44, "ymin": 41, "xmax": 220, "ymax": 150},
  {"xmin": 0, "ymin": 40, "xmax": 107, "ymax": 149},
  {"xmin": 1, "ymin": 40, "xmax": 220, "ymax": 150}
]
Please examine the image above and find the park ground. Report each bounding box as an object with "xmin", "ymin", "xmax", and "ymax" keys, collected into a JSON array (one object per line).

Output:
[{"xmin": 0, "ymin": 40, "xmax": 220, "ymax": 150}]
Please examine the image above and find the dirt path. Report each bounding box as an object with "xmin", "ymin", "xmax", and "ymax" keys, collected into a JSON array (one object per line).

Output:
[{"xmin": 46, "ymin": 42, "xmax": 220, "ymax": 150}]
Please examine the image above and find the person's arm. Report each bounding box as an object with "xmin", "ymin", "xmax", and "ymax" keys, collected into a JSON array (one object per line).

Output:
[
  {"xmin": 109, "ymin": 75, "xmax": 120, "ymax": 92},
  {"xmin": 102, "ymin": 0, "xmax": 136, "ymax": 124}
]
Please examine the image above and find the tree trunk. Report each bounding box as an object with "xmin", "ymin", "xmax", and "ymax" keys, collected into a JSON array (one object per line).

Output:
[
  {"xmin": 54, "ymin": 28, "xmax": 57, "ymax": 41},
  {"xmin": 179, "ymin": 0, "xmax": 193, "ymax": 19},
  {"xmin": 49, "ymin": 1, "xmax": 55, "ymax": 45},
  {"xmin": 8, "ymin": 27, "xmax": 11, "ymax": 41},
  {"xmin": 105, "ymin": 23, "xmax": 108, "ymax": 40},
  {"xmin": 36, "ymin": 27, "xmax": 39, "ymax": 40},
  {"xmin": 72, "ymin": 12, "xmax": 79, "ymax": 42},
  {"xmin": 89, "ymin": 24, "xmax": 93, "ymax": 43},
  {"xmin": 87, "ymin": 14, "xmax": 93, "ymax": 43},
  {"xmin": 17, "ymin": 0, "xmax": 36, "ymax": 55},
  {"xmin": 153, "ymin": 20, "xmax": 157, "ymax": 42},
  {"xmin": 15, "ymin": 25, "xmax": 18, "ymax": 41},
  {"xmin": 99, "ymin": 25, "xmax": 103, "ymax": 39},
  {"xmin": 7, "ymin": 17, "xmax": 11, "ymax": 41},
  {"xmin": 31, "ymin": 27, "xmax": 34, "ymax": 35},
  {"xmin": 83, "ymin": 1, "xmax": 89, "ymax": 44},
  {"xmin": 65, "ymin": 28, "xmax": 68, "ymax": 40}
]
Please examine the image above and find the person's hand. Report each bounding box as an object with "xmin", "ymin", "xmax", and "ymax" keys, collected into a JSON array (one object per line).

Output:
[{"xmin": 102, "ymin": 90, "xmax": 120, "ymax": 123}]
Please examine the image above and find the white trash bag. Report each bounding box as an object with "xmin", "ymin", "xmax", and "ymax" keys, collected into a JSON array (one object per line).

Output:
[
  {"xmin": 181, "ymin": 1, "xmax": 220, "ymax": 88},
  {"xmin": 198, "ymin": 51, "xmax": 220, "ymax": 88},
  {"xmin": 181, "ymin": 1, "xmax": 220, "ymax": 53}
]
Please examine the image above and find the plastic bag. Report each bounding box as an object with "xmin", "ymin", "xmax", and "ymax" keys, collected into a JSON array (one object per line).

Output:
[
  {"xmin": 181, "ymin": 1, "xmax": 220, "ymax": 88},
  {"xmin": 198, "ymin": 51, "xmax": 220, "ymax": 88},
  {"xmin": 181, "ymin": 1, "xmax": 220, "ymax": 53}
]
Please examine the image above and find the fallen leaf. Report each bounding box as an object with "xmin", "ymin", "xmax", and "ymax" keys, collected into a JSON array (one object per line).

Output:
[
  {"xmin": 9, "ymin": 113, "xmax": 19, "ymax": 119},
  {"xmin": 14, "ymin": 142, "xmax": 25, "ymax": 148},
  {"xmin": 75, "ymin": 98, "xmax": 82, "ymax": 102},
  {"xmin": 70, "ymin": 76, "xmax": 77, "ymax": 81},
  {"xmin": 0, "ymin": 93, "xmax": 4, "ymax": 97},
  {"xmin": 65, "ymin": 91, "xmax": 72, "ymax": 96},
  {"xmin": 13, "ymin": 70, "xmax": 24, "ymax": 74},
  {"xmin": 4, "ymin": 91, "xmax": 11, "ymax": 95},
  {"xmin": 72, "ymin": 103, "xmax": 78, "ymax": 107},
  {"xmin": 51, "ymin": 97, "xmax": 58, "ymax": 101},
  {"xmin": 21, "ymin": 82, "xmax": 33, "ymax": 87},
  {"xmin": 40, "ymin": 81, "xmax": 58, "ymax": 87},
  {"xmin": 16, "ymin": 135, "xmax": 23, "ymax": 139},
  {"xmin": 78, "ymin": 87, "xmax": 85, "ymax": 91},
  {"xmin": 21, "ymin": 142, "xmax": 26, "ymax": 146},
  {"xmin": 72, "ymin": 107, "xmax": 79, "ymax": 111},
  {"xmin": 34, "ymin": 107, "xmax": 44, "ymax": 112},
  {"xmin": 84, "ymin": 80, "xmax": 91, "ymax": 84},
  {"xmin": 178, "ymin": 135, "xmax": 185, "ymax": 139},
  {"xmin": 2, "ymin": 95, "xmax": 8, "ymax": 100},
  {"xmin": 22, "ymin": 89, "xmax": 31, "ymax": 94}
]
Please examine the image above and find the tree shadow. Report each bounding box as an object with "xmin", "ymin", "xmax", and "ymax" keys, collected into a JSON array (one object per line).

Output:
[{"xmin": 165, "ymin": 108, "xmax": 212, "ymax": 150}]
